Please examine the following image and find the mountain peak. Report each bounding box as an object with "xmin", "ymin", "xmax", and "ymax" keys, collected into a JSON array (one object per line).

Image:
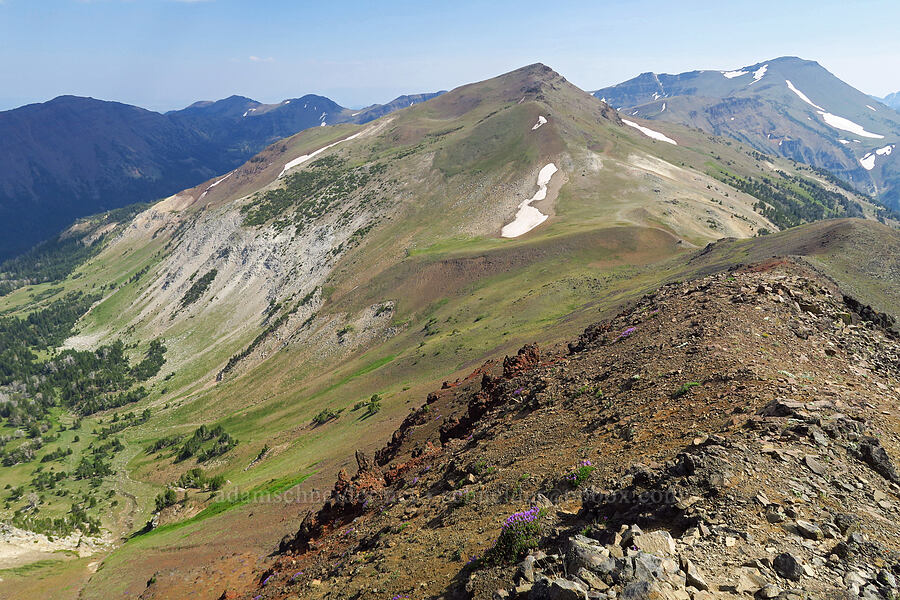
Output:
[{"xmin": 501, "ymin": 62, "xmax": 565, "ymax": 84}]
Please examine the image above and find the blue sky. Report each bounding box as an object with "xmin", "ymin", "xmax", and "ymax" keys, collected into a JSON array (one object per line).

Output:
[{"xmin": 1, "ymin": 0, "xmax": 898, "ymax": 112}]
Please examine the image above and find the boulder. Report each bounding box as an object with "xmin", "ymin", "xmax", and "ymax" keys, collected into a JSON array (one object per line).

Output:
[
  {"xmin": 773, "ymin": 552, "xmax": 804, "ymax": 581},
  {"xmin": 632, "ymin": 530, "xmax": 676, "ymax": 556},
  {"xmin": 794, "ymin": 520, "xmax": 823, "ymax": 540},
  {"xmin": 565, "ymin": 537, "xmax": 608, "ymax": 574},
  {"xmin": 679, "ymin": 557, "xmax": 709, "ymax": 591},
  {"xmin": 858, "ymin": 437, "xmax": 900, "ymax": 483}
]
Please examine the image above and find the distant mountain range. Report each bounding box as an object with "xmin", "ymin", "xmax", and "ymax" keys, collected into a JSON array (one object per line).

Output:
[
  {"xmin": 0, "ymin": 90, "xmax": 443, "ymax": 259},
  {"xmin": 593, "ymin": 56, "xmax": 900, "ymax": 211},
  {"xmin": 883, "ymin": 91, "xmax": 900, "ymax": 111}
]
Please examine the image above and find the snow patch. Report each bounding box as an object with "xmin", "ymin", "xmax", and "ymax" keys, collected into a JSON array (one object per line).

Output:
[
  {"xmin": 750, "ymin": 64, "xmax": 768, "ymax": 84},
  {"xmin": 785, "ymin": 80, "xmax": 884, "ymax": 139},
  {"xmin": 531, "ymin": 115, "xmax": 548, "ymax": 130},
  {"xmin": 859, "ymin": 144, "xmax": 895, "ymax": 171},
  {"xmin": 723, "ymin": 70, "xmax": 748, "ymax": 79},
  {"xmin": 820, "ymin": 112, "xmax": 884, "ymax": 138},
  {"xmin": 278, "ymin": 130, "xmax": 364, "ymax": 178},
  {"xmin": 622, "ymin": 119, "xmax": 677, "ymax": 145},
  {"xmin": 660, "ymin": 102, "xmax": 666, "ymax": 113},
  {"xmin": 866, "ymin": 105, "xmax": 876, "ymax": 111},
  {"xmin": 839, "ymin": 139, "xmax": 850, "ymax": 144},
  {"xmin": 501, "ymin": 163, "xmax": 558, "ymax": 238}
]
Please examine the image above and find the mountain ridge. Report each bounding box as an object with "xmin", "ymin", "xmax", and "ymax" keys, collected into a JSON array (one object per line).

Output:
[
  {"xmin": 593, "ymin": 56, "xmax": 900, "ymax": 211},
  {"xmin": 883, "ymin": 91, "xmax": 900, "ymax": 111},
  {"xmin": 0, "ymin": 89, "xmax": 444, "ymax": 260}
]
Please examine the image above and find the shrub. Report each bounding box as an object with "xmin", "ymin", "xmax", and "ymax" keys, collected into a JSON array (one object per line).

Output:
[
  {"xmin": 672, "ymin": 382, "xmax": 701, "ymax": 398},
  {"xmin": 452, "ymin": 489, "xmax": 476, "ymax": 508},
  {"xmin": 484, "ymin": 506, "xmax": 546, "ymax": 564},
  {"xmin": 565, "ymin": 459, "xmax": 595, "ymax": 487},
  {"xmin": 364, "ymin": 394, "xmax": 381, "ymax": 416},
  {"xmin": 154, "ymin": 489, "xmax": 177, "ymax": 512},
  {"xmin": 180, "ymin": 270, "xmax": 217, "ymax": 308},
  {"xmin": 312, "ymin": 409, "xmax": 340, "ymax": 425}
]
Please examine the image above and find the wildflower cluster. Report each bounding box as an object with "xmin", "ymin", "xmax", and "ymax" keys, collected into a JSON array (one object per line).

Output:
[
  {"xmin": 565, "ymin": 459, "xmax": 595, "ymax": 487},
  {"xmin": 484, "ymin": 506, "xmax": 545, "ymax": 564},
  {"xmin": 452, "ymin": 489, "xmax": 476, "ymax": 507}
]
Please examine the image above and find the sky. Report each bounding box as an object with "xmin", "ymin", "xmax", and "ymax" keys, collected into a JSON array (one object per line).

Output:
[{"xmin": 1, "ymin": 0, "xmax": 898, "ymax": 112}]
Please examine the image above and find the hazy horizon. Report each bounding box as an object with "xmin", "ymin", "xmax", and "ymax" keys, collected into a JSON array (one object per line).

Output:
[{"xmin": 1, "ymin": 0, "xmax": 898, "ymax": 113}]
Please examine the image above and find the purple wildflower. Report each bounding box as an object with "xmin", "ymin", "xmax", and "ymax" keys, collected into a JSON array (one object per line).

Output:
[
  {"xmin": 617, "ymin": 326, "xmax": 637, "ymax": 340},
  {"xmin": 501, "ymin": 506, "xmax": 541, "ymax": 529}
]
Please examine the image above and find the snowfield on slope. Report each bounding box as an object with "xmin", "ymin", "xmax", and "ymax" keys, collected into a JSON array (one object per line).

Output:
[
  {"xmin": 785, "ymin": 80, "xmax": 885, "ymax": 139},
  {"xmin": 531, "ymin": 115, "xmax": 547, "ymax": 130},
  {"xmin": 750, "ymin": 64, "xmax": 768, "ymax": 83},
  {"xmin": 501, "ymin": 163, "xmax": 558, "ymax": 238},
  {"xmin": 859, "ymin": 144, "xmax": 895, "ymax": 171},
  {"xmin": 622, "ymin": 119, "xmax": 677, "ymax": 145},
  {"xmin": 278, "ymin": 131, "xmax": 364, "ymax": 178}
]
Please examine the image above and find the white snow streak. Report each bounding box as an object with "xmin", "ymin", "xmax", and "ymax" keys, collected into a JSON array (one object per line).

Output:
[
  {"xmin": 785, "ymin": 80, "xmax": 824, "ymax": 110},
  {"xmin": 722, "ymin": 70, "xmax": 748, "ymax": 79},
  {"xmin": 198, "ymin": 172, "xmax": 233, "ymax": 200},
  {"xmin": 531, "ymin": 115, "xmax": 548, "ymax": 130},
  {"xmin": 278, "ymin": 130, "xmax": 364, "ymax": 178},
  {"xmin": 501, "ymin": 163, "xmax": 558, "ymax": 238},
  {"xmin": 866, "ymin": 105, "xmax": 877, "ymax": 111},
  {"xmin": 785, "ymin": 80, "xmax": 884, "ymax": 139},
  {"xmin": 622, "ymin": 119, "xmax": 678, "ymax": 145},
  {"xmin": 660, "ymin": 102, "xmax": 667, "ymax": 112}
]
